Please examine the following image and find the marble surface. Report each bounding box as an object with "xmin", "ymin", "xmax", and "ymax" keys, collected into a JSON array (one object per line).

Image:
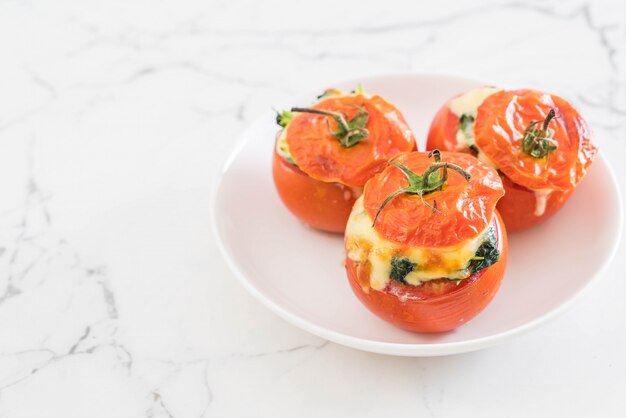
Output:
[{"xmin": 0, "ymin": 0, "xmax": 625, "ymax": 416}]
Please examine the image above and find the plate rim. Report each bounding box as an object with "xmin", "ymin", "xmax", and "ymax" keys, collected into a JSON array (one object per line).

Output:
[{"xmin": 210, "ymin": 73, "xmax": 624, "ymax": 356}]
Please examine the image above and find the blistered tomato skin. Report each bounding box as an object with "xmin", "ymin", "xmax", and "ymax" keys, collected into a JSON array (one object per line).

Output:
[
  {"xmin": 272, "ymin": 150, "xmax": 359, "ymax": 233},
  {"xmin": 286, "ymin": 94, "xmax": 416, "ymax": 187},
  {"xmin": 273, "ymin": 91, "xmax": 416, "ymax": 233},
  {"xmin": 426, "ymin": 89, "xmax": 597, "ymax": 232},
  {"xmin": 474, "ymin": 90, "xmax": 596, "ymax": 191},
  {"xmin": 363, "ymin": 152, "xmax": 504, "ymax": 248},
  {"xmin": 426, "ymin": 105, "xmax": 462, "ymax": 153},
  {"xmin": 495, "ymin": 175, "xmax": 573, "ymax": 232},
  {"xmin": 345, "ymin": 212, "xmax": 508, "ymax": 333}
]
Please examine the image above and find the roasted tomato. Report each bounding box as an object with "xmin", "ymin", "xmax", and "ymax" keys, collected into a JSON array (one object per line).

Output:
[
  {"xmin": 273, "ymin": 88, "xmax": 416, "ymax": 233},
  {"xmin": 344, "ymin": 151, "xmax": 507, "ymax": 333},
  {"xmin": 426, "ymin": 87, "xmax": 597, "ymax": 232}
]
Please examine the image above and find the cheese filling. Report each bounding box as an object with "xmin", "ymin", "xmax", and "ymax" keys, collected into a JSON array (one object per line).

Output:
[
  {"xmin": 448, "ymin": 87, "xmax": 557, "ymax": 217},
  {"xmin": 448, "ymin": 86, "xmax": 501, "ymax": 168},
  {"xmin": 275, "ymin": 129, "xmax": 294, "ymax": 164},
  {"xmin": 533, "ymin": 189, "xmax": 553, "ymax": 216},
  {"xmin": 345, "ymin": 196, "xmax": 494, "ymax": 291}
]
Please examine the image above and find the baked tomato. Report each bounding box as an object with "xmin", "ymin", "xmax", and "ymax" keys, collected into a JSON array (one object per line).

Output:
[
  {"xmin": 273, "ymin": 88, "xmax": 416, "ymax": 233},
  {"xmin": 344, "ymin": 151, "xmax": 507, "ymax": 333},
  {"xmin": 426, "ymin": 87, "xmax": 597, "ymax": 232}
]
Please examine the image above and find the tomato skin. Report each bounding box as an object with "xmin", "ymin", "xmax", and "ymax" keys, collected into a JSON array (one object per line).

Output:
[
  {"xmin": 426, "ymin": 105, "xmax": 463, "ymax": 153},
  {"xmin": 272, "ymin": 150, "xmax": 359, "ymax": 233},
  {"xmin": 426, "ymin": 132, "xmax": 575, "ymax": 233},
  {"xmin": 426, "ymin": 92, "xmax": 594, "ymax": 232},
  {"xmin": 496, "ymin": 174, "xmax": 573, "ymax": 232},
  {"xmin": 345, "ymin": 212, "xmax": 508, "ymax": 333},
  {"xmin": 363, "ymin": 151, "xmax": 504, "ymax": 248},
  {"xmin": 475, "ymin": 90, "xmax": 595, "ymax": 190},
  {"xmin": 287, "ymin": 95, "xmax": 417, "ymax": 186},
  {"xmin": 426, "ymin": 113, "xmax": 571, "ymax": 231},
  {"xmin": 427, "ymin": 119, "xmax": 569, "ymax": 232}
]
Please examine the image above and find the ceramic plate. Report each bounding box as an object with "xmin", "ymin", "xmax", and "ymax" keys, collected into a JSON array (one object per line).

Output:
[{"xmin": 212, "ymin": 74, "xmax": 622, "ymax": 356}]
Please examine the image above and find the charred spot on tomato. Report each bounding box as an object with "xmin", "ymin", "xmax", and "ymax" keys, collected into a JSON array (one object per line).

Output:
[
  {"xmin": 467, "ymin": 227, "xmax": 499, "ymax": 275},
  {"xmin": 469, "ymin": 145, "xmax": 479, "ymax": 157},
  {"xmin": 390, "ymin": 256, "xmax": 417, "ymax": 284}
]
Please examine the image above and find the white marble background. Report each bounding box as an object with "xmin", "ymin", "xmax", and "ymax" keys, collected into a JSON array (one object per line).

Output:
[{"xmin": 0, "ymin": 0, "xmax": 625, "ymax": 416}]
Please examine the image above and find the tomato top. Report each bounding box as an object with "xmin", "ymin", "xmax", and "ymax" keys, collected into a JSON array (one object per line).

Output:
[
  {"xmin": 285, "ymin": 94, "xmax": 416, "ymax": 187},
  {"xmin": 474, "ymin": 89, "xmax": 597, "ymax": 190},
  {"xmin": 363, "ymin": 151, "xmax": 504, "ymax": 248}
]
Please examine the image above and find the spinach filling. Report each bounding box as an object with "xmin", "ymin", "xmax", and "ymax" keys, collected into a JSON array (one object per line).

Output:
[
  {"xmin": 467, "ymin": 227, "xmax": 500, "ymax": 275},
  {"xmin": 459, "ymin": 113, "xmax": 479, "ymax": 154},
  {"xmin": 459, "ymin": 113, "xmax": 475, "ymax": 132},
  {"xmin": 388, "ymin": 227, "xmax": 500, "ymax": 285},
  {"xmin": 276, "ymin": 110, "xmax": 294, "ymax": 128},
  {"xmin": 390, "ymin": 257, "xmax": 417, "ymax": 284}
]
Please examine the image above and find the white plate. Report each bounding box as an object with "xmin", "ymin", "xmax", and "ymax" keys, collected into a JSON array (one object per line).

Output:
[{"xmin": 212, "ymin": 74, "xmax": 623, "ymax": 356}]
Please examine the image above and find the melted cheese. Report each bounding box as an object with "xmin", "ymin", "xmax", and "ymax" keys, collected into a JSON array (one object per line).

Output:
[
  {"xmin": 275, "ymin": 129, "xmax": 293, "ymax": 162},
  {"xmin": 448, "ymin": 86, "xmax": 501, "ymax": 118},
  {"xmin": 448, "ymin": 87, "xmax": 501, "ymax": 167},
  {"xmin": 533, "ymin": 189, "xmax": 553, "ymax": 216},
  {"xmin": 345, "ymin": 196, "xmax": 490, "ymax": 290}
]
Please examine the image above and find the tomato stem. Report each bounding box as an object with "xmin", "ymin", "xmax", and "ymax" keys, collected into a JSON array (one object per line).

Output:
[
  {"xmin": 521, "ymin": 108, "xmax": 559, "ymax": 158},
  {"xmin": 290, "ymin": 106, "xmax": 370, "ymax": 148},
  {"xmin": 372, "ymin": 150, "xmax": 472, "ymax": 226},
  {"xmin": 291, "ymin": 107, "xmax": 350, "ymax": 132},
  {"xmin": 542, "ymin": 109, "xmax": 556, "ymax": 130}
]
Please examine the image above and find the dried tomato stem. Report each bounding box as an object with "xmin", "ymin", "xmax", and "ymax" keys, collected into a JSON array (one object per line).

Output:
[
  {"xmin": 423, "ymin": 162, "xmax": 471, "ymax": 185},
  {"xmin": 290, "ymin": 107, "xmax": 350, "ymax": 132},
  {"xmin": 371, "ymin": 150, "xmax": 472, "ymax": 226},
  {"xmin": 290, "ymin": 106, "xmax": 369, "ymax": 148},
  {"xmin": 542, "ymin": 109, "xmax": 556, "ymax": 131},
  {"xmin": 521, "ymin": 108, "xmax": 559, "ymax": 158}
]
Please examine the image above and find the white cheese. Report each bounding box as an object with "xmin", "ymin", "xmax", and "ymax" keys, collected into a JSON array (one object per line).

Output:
[
  {"xmin": 275, "ymin": 128, "xmax": 293, "ymax": 163},
  {"xmin": 448, "ymin": 87, "xmax": 501, "ymax": 167},
  {"xmin": 345, "ymin": 196, "xmax": 490, "ymax": 290},
  {"xmin": 533, "ymin": 189, "xmax": 553, "ymax": 216},
  {"xmin": 448, "ymin": 86, "xmax": 501, "ymax": 118}
]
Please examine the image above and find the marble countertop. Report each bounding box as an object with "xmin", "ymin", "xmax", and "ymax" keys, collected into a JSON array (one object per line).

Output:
[{"xmin": 1, "ymin": 0, "xmax": 625, "ymax": 416}]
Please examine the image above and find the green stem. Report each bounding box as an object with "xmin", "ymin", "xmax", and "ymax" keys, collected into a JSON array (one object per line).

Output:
[
  {"xmin": 422, "ymin": 162, "xmax": 471, "ymax": 184},
  {"xmin": 290, "ymin": 107, "xmax": 350, "ymax": 133},
  {"xmin": 521, "ymin": 108, "xmax": 559, "ymax": 158},
  {"xmin": 371, "ymin": 150, "xmax": 472, "ymax": 226},
  {"xmin": 291, "ymin": 106, "xmax": 370, "ymax": 148}
]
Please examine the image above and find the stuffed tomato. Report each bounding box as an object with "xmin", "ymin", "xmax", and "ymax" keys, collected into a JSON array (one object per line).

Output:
[
  {"xmin": 426, "ymin": 87, "xmax": 597, "ymax": 232},
  {"xmin": 273, "ymin": 87, "xmax": 416, "ymax": 233},
  {"xmin": 344, "ymin": 151, "xmax": 507, "ymax": 333}
]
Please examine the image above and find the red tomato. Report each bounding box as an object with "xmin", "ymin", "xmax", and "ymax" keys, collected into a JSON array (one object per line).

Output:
[
  {"xmin": 272, "ymin": 149, "xmax": 358, "ymax": 233},
  {"xmin": 426, "ymin": 105, "xmax": 461, "ymax": 153},
  {"xmin": 273, "ymin": 92, "xmax": 416, "ymax": 233},
  {"xmin": 426, "ymin": 89, "xmax": 597, "ymax": 232},
  {"xmin": 363, "ymin": 152, "xmax": 504, "ymax": 248},
  {"xmin": 346, "ymin": 206, "xmax": 507, "ymax": 333},
  {"xmin": 345, "ymin": 151, "xmax": 507, "ymax": 333},
  {"xmin": 495, "ymin": 174, "xmax": 573, "ymax": 231}
]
